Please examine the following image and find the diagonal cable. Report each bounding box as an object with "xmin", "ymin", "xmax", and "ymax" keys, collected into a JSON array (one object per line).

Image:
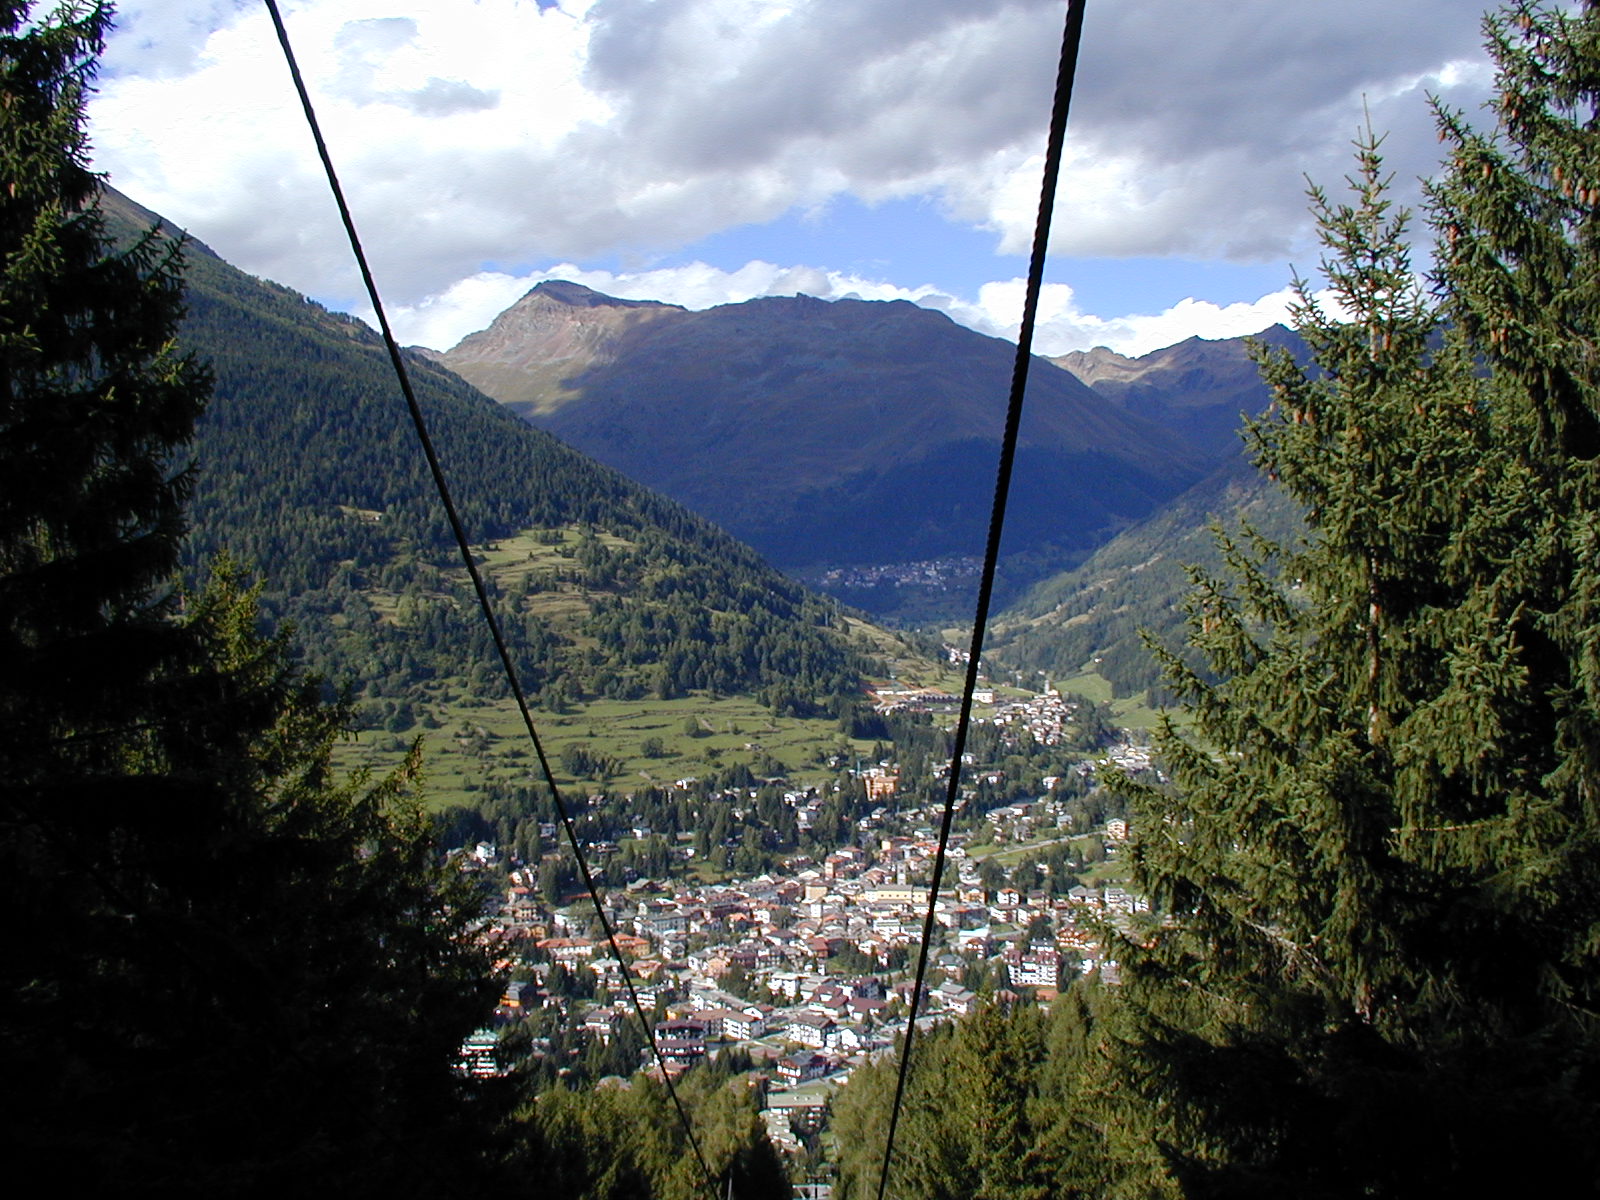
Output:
[
  {"xmin": 873, "ymin": 3, "xmax": 1089, "ymax": 1198},
  {"xmin": 261, "ymin": 3, "xmax": 722, "ymax": 1194}
]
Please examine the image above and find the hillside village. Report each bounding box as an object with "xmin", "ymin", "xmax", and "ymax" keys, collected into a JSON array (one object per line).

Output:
[
  {"xmin": 459, "ymin": 690, "xmax": 1158, "ymax": 1155},
  {"xmin": 810, "ymin": 556, "xmax": 982, "ymax": 594}
]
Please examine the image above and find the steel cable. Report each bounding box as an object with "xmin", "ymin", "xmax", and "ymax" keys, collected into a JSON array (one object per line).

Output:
[
  {"xmin": 262, "ymin": 3, "xmax": 723, "ymax": 1194},
  {"xmin": 873, "ymin": 4, "xmax": 1089, "ymax": 1198}
]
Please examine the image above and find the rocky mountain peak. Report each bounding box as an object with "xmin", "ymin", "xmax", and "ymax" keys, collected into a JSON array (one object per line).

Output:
[
  {"xmin": 1052, "ymin": 324, "xmax": 1305, "ymax": 454},
  {"xmin": 525, "ymin": 279, "xmax": 672, "ymax": 310},
  {"xmin": 1053, "ymin": 345, "xmax": 1138, "ymax": 387},
  {"xmin": 441, "ymin": 280, "xmax": 684, "ymax": 412},
  {"xmin": 438, "ymin": 283, "xmax": 1209, "ymax": 602}
]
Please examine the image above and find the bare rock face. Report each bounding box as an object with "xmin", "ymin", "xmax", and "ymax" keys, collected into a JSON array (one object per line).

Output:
[
  {"xmin": 1053, "ymin": 344, "xmax": 1142, "ymax": 389},
  {"xmin": 442, "ymin": 281, "xmax": 683, "ymax": 414}
]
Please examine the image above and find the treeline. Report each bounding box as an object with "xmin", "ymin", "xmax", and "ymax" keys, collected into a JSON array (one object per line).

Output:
[
  {"xmin": 832, "ymin": 989, "xmax": 1123, "ymax": 1200},
  {"xmin": 518, "ymin": 1069, "xmax": 790, "ymax": 1200},
  {"xmin": 438, "ymin": 760, "xmax": 877, "ymax": 884},
  {"xmin": 1, "ymin": 9, "xmax": 508, "ymax": 1189}
]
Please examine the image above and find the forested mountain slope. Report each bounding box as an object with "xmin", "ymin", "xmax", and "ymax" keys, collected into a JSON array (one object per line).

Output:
[
  {"xmin": 100, "ymin": 189, "xmax": 870, "ymax": 722},
  {"xmin": 991, "ymin": 330, "xmax": 1307, "ymax": 700},
  {"xmin": 988, "ymin": 455, "xmax": 1303, "ymax": 700}
]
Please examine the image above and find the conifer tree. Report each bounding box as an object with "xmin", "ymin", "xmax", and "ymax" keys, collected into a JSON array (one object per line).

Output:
[
  {"xmin": 0, "ymin": 0, "xmax": 204, "ymax": 764},
  {"xmin": 0, "ymin": 4, "xmax": 503, "ymax": 1191},
  {"xmin": 1106, "ymin": 3, "xmax": 1600, "ymax": 1195}
]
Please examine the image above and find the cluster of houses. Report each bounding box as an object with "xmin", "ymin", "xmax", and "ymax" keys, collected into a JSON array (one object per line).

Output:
[
  {"xmin": 867, "ymin": 686, "xmax": 964, "ymax": 713},
  {"xmin": 478, "ymin": 816, "xmax": 1147, "ymax": 1073},
  {"xmin": 988, "ymin": 687, "xmax": 1080, "ymax": 746},
  {"xmin": 861, "ymin": 682, "xmax": 1094, "ymax": 754},
  {"xmin": 1079, "ymin": 738, "xmax": 1157, "ymax": 780},
  {"xmin": 459, "ymin": 722, "xmax": 1158, "ymax": 1157},
  {"xmin": 813, "ymin": 557, "xmax": 981, "ymax": 592}
]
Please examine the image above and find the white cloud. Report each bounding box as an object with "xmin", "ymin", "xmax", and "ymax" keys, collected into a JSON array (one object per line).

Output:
[
  {"xmin": 968, "ymin": 280, "xmax": 1310, "ymax": 358},
  {"xmin": 387, "ymin": 258, "xmax": 1311, "ymax": 361},
  {"xmin": 90, "ymin": 0, "xmax": 1494, "ymax": 354},
  {"xmin": 388, "ymin": 259, "xmax": 930, "ymax": 350}
]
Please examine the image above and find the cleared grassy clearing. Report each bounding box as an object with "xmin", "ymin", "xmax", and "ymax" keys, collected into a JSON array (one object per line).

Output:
[
  {"xmin": 1052, "ymin": 667, "xmax": 1169, "ymax": 730},
  {"xmin": 330, "ymin": 688, "xmax": 886, "ymax": 812}
]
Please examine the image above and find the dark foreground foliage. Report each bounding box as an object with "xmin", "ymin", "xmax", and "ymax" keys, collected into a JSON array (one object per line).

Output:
[{"xmin": 0, "ymin": 4, "xmax": 501, "ymax": 1192}]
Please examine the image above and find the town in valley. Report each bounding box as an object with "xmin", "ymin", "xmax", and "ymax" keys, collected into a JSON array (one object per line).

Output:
[{"xmin": 456, "ymin": 674, "xmax": 1159, "ymax": 1163}]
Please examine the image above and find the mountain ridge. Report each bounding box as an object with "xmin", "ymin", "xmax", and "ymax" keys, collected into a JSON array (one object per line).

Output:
[
  {"xmin": 1052, "ymin": 323, "xmax": 1308, "ymax": 454},
  {"xmin": 989, "ymin": 327, "xmax": 1309, "ymax": 697},
  {"xmin": 441, "ymin": 281, "xmax": 1217, "ymax": 614},
  {"xmin": 443, "ymin": 281, "xmax": 685, "ymax": 413}
]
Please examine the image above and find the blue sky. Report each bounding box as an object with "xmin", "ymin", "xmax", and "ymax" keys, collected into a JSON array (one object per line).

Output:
[
  {"xmin": 596, "ymin": 197, "xmax": 1026, "ymax": 298},
  {"xmin": 617, "ymin": 196, "xmax": 1296, "ymax": 322},
  {"xmin": 89, "ymin": 0, "xmax": 1494, "ymax": 356},
  {"xmin": 619, "ymin": 196, "xmax": 1288, "ymax": 315}
]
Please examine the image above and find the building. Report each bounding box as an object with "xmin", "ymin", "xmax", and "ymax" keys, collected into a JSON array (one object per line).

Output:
[
  {"xmin": 654, "ymin": 1018, "xmax": 707, "ymax": 1068},
  {"xmin": 456, "ymin": 1029, "xmax": 503, "ymax": 1078},
  {"xmin": 764, "ymin": 1090, "xmax": 829, "ymax": 1135},
  {"xmin": 785, "ymin": 1013, "xmax": 839, "ymax": 1049},
  {"xmin": 776, "ymin": 1052, "xmax": 830, "ymax": 1085},
  {"xmin": 1004, "ymin": 945, "xmax": 1061, "ymax": 989}
]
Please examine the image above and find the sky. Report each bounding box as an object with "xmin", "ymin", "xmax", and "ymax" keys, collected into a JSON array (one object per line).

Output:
[{"xmin": 88, "ymin": 0, "xmax": 1496, "ymax": 358}]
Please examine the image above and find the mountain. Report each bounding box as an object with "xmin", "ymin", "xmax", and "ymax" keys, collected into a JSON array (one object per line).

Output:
[
  {"xmin": 441, "ymin": 283, "xmax": 1212, "ymax": 614},
  {"xmin": 989, "ymin": 328, "xmax": 1316, "ymax": 700},
  {"xmin": 99, "ymin": 189, "xmax": 873, "ymax": 728},
  {"xmin": 440, "ymin": 279, "xmax": 684, "ymax": 413},
  {"xmin": 987, "ymin": 456, "xmax": 1302, "ymax": 701},
  {"xmin": 1052, "ymin": 324, "xmax": 1308, "ymax": 454}
]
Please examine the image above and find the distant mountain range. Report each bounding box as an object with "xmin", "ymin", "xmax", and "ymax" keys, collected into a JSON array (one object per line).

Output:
[
  {"xmin": 441, "ymin": 283, "xmax": 1224, "ymax": 613},
  {"xmin": 992, "ymin": 330, "xmax": 1314, "ymax": 699},
  {"xmin": 123, "ymin": 169, "xmax": 1314, "ymax": 712},
  {"xmin": 1053, "ymin": 323, "xmax": 1307, "ymax": 454}
]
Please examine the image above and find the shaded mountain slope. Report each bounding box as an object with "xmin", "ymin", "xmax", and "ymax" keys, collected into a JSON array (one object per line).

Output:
[
  {"xmin": 994, "ymin": 329, "xmax": 1316, "ymax": 700},
  {"xmin": 1053, "ymin": 324, "xmax": 1308, "ymax": 454},
  {"xmin": 988, "ymin": 454, "xmax": 1304, "ymax": 701},
  {"xmin": 442, "ymin": 284, "xmax": 1209, "ymax": 600}
]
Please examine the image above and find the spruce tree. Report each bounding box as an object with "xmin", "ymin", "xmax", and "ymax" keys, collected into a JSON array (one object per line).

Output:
[
  {"xmin": 0, "ymin": 0, "xmax": 204, "ymax": 770},
  {"xmin": 0, "ymin": 4, "xmax": 503, "ymax": 1192},
  {"xmin": 1, "ymin": 0, "xmax": 212, "ymax": 1137},
  {"xmin": 1104, "ymin": 3, "xmax": 1600, "ymax": 1194}
]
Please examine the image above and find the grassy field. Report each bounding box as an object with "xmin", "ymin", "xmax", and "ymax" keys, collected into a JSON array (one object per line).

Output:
[
  {"xmin": 328, "ymin": 662, "xmax": 1156, "ymax": 811},
  {"xmin": 966, "ymin": 832, "xmax": 1130, "ymax": 888},
  {"xmin": 1050, "ymin": 667, "xmax": 1169, "ymax": 730},
  {"xmin": 330, "ymin": 689, "xmax": 896, "ymax": 812},
  {"xmin": 969, "ymin": 833, "xmax": 1087, "ymax": 867}
]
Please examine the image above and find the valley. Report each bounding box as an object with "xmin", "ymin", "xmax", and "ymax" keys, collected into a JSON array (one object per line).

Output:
[
  {"xmin": 98, "ymin": 177, "xmax": 1297, "ymax": 1195},
  {"xmin": 31, "ymin": 3, "xmax": 1600, "ymax": 1196},
  {"xmin": 128, "ymin": 165, "xmax": 1275, "ymax": 837}
]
